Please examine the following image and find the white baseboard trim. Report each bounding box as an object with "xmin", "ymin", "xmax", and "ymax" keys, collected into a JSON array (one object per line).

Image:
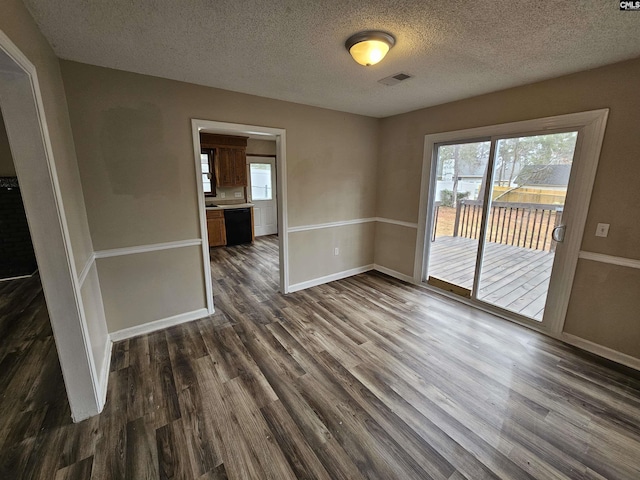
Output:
[
  {"xmin": 94, "ymin": 238, "xmax": 203, "ymax": 259},
  {"xmin": 288, "ymin": 265, "xmax": 374, "ymax": 293},
  {"xmin": 96, "ymin": 338, "xmax": 113, "ymax": 411},
  {"xmin": 561, "ymin": 333, "xmax": 640, "ymax": 371},
  {"xmin": 578, "ymin": 251, "xmax": 640, "ymax": 270},
  {"xmin": 110, "ymin": 308, "xmax": 210, "ymax": 342},
  {"xmin": 0, "ymin": 271, "xmax": 36, "ymax": 282},
  {"xmin": 373, "ymin": 264, "xmax": 418, "ymax": 284}
]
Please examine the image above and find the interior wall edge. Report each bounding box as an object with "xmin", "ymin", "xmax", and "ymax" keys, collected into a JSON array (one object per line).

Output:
[
  {"xmin": 97, "ymin": 337, "xmax": 113, "ymax": 409},
  {"xmin": 373, "ymin": 264, "xmax": 417, "ymax": 284}
]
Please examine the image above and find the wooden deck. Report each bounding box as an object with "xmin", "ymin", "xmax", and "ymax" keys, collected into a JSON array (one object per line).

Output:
[{"xmin": 428, "ymin": 236, "xmax": 555, "ymax": 321}]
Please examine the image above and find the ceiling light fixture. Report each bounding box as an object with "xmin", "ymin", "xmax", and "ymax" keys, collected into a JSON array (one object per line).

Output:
[{"xmin": 345, "ymin": 31, "xmax": 395, "ymax": 67}]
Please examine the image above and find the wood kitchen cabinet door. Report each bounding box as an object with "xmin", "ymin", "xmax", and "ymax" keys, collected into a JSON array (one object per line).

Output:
[
  {"xmin": 233, "ymin": 149, "xmax": 247, "ymax": 186},
  {"xmin": 215, "ymin": 148, "xmax": 235, "ymax": 187},
  {"xmin": 207, "ymin": 210, "xmax": 226, "ymax": 246},
  {"xmin": 215, "ymin": 147, "xmax": 247, "ymax": 187},
  {"xmin": 201, "ymin": 134, "xmax": 248, "ymax": 187}
]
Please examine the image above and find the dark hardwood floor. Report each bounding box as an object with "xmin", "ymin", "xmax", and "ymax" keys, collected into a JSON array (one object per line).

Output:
[{"xmin": 2, "ymin": 235, "xmax": 640, "ymax": 479}]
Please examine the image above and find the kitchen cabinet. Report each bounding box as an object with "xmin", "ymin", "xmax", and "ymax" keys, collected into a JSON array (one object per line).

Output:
[
  {"xmin": 206, "ymin": 209, "xmax": 226, "ymax": 247},
  {"xmin": 200, "ymin": 133, "xmax": 248, "ymax": 188},
  {"xmin": 215, "ymin": 147, "xmax": 247, "ymax": 187}
]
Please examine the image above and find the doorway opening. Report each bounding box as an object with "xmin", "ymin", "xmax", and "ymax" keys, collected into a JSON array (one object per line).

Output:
[
  {"xmin": 0, "ymin": 114, "xmax": 70, "ymax": 430},
  {"xmin": 0, "ymin": 32, "xmax": 101, "ymax": 421},
  {"xmin": 416, "ymin": 110, "xmax": 608, "ymax": 335},
  {"xmin": 191, "ymin": 120, "xmax": 288, "ymax": 314},
  {"xmin": 247, "ymin": 154, "xmax": 278, "ymax": 237},
  {"xmin": 0, "ymin": 115, "xmax": 38, "ymax": 282}
]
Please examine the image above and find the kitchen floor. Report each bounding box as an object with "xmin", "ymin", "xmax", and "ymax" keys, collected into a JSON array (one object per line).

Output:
[{"xmin": 2, "ymin": 235, "xmax": 640, "ymax": 479}]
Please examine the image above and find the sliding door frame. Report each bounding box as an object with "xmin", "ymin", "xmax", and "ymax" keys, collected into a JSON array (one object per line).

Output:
[{"xmin": 415, "ymin": 109, "xmax": 609, "ymax": 335}]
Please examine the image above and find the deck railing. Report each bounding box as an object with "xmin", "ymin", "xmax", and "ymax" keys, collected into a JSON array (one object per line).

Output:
[{"xmin": 450, "ymin": 200, "xmax": 563, "ymax": 252}]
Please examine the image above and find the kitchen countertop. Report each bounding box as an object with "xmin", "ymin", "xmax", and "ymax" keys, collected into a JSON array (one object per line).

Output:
[{"xmin": 205, "ymin": 203, "xmax": 254, "ymax": 210}]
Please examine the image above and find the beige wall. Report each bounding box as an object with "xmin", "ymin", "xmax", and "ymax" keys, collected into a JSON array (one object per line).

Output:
[
  {"xmin": 564, "ymin": 260, "xmax": 640, "ymax": 358},
  {"xmin": 289, "ymin": 223, "xmax": 375, "ymax": 286},
  {"xmin": 374, "ymin": 222, "xmax": 416, "ymax": 277},
  {"xmin": 375, "ymin": 57, "xmax": 640, "ymax": 359},
  {"xmin": 247, "ymin": 138, "xmax": 277, "ymax": 156},
  {"xmin": 61, "ymin": 60, "xmax": 378, "ymax": 243},
  {"xmin": 60, "ymin": 61, "xmax": 379, "ymax": 329},
  {"xmin": 96, "ymin": 246, "xmax": 206, "ymax": 332},
  {"xmin": 0, "ymin": 112, "xmax": 16, "ymax": 176}
]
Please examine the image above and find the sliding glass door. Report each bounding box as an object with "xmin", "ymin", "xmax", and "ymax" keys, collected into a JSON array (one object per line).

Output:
[
  {"xmin": 427, "ymin": 140, "xmax": 490, "ymax": 297},
  {"xmin": 426, "ymin": 130, "xmax": 578, "ymax": 323},
  {"xmin": 476, "ymin": 133, "xmax": 577, "ymax": 320}
]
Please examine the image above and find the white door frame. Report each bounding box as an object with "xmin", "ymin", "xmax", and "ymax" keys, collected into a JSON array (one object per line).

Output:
[
  {"xmin": 247, "ymin": 155, "xmax": 278, "ymax": 237},
  {"xmin": 0, "ymin": 30, "xmax": 101, "ymax": 421},
  {"xmin": 415, "ymin": 109, "xmax": 609, "ymax": 335},
  {"xmin": 191, "ymin": 119, "xmax": 289, "ymax": 310}
]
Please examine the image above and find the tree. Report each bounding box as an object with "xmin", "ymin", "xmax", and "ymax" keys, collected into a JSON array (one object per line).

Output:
[{"xmin": 438, "ymin": 141, "xmax": 489, "ymax": 206}]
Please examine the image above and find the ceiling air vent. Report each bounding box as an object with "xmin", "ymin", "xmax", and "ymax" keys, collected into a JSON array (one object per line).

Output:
[{"xmin": 378, "ymin": 72, "xmax": 412, "ymax": 86}]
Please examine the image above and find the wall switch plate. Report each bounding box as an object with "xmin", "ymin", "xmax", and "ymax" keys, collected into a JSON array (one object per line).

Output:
[
  {"xmin": 595, "ymin": 223, "xmax": 610, "ymax": 237},
  {"xmin": 234, "ymin": 192, "xmax": 242, "ymax": 198},
  {"xmin": 334, "ymin": 247, "xmax": 339, "ymax": 256},
  {"xmin": 219, "ymin": 192, "xmax": 225, "ymax": 199}
]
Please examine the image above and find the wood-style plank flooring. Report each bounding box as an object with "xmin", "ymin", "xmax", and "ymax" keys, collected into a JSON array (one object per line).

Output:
[
  {"xmin": 2, "ymin": 235, "xmax": 640, "ymax": 479},
  {"xmin": 429, "ymin": 236, "xmax": 555, "ymax": 320}
]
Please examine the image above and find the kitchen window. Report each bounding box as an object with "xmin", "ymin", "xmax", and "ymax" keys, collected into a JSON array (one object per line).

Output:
[{"xmin": 201, "ymin": 149, "xmax": 216, "ymax": 196}]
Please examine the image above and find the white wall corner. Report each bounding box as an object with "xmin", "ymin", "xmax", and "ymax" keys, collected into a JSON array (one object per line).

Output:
[
  {"xmin": 97, "ymin": 338, "xmax": 113, "ymax": 411},
  {"xmin": 373, "ymin": 264, "xmax": 418, "ymax": 285}
]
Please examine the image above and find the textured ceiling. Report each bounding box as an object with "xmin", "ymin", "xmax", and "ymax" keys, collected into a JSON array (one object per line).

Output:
[{"xmin": 22, "ymin": 0, "xmax": 640, "ymax": 118}]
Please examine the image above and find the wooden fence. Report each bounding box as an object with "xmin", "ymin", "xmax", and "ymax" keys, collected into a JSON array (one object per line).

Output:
[{"xmin": 438, "ymin": 200, "xmax": 563, "ymax": 252}]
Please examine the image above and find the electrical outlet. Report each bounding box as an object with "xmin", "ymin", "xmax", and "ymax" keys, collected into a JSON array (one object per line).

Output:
[
  {"xmin": 234, "ymin": 192, "xmax": 242, "ymax": 198},
  {"xmin": 334, "ymin": 247, "xmax": 339, "ymax": 256},
  {"xmin": 219, "ymin": 192, "xmax": 225, "ymax": 199},
  {"xmin": 595, "ymin": 223, "xmax": 610, "ymax": 238}
]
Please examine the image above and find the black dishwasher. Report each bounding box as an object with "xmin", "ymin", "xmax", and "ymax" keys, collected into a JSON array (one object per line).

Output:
[{"xmin": 224, "ymin": 208, "xmax": 252, "ymax": 246}]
